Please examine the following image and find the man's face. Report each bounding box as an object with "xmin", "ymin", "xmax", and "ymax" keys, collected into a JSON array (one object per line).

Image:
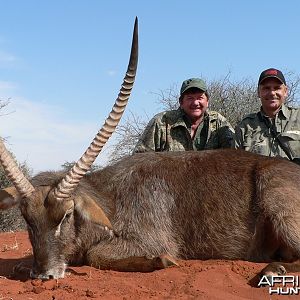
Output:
[
  {"xmin": 258, "ymin": 78, "xmax": 288, "ymax": 116},
  {"xmin": 180, "ymin": 90, "xmax": 209, "ymax": 121}
]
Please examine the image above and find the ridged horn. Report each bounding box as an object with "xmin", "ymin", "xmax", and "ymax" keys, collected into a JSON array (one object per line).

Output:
[
  {"xmin": 53, "ymin": 17, "xmax": 138, "ymax": 200},
  {"xmin": 0, "ymin": 138, "xmax": 35, "ymax": 198}
]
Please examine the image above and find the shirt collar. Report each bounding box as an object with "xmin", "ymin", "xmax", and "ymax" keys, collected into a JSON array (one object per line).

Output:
[
  {"xmin": 259, "ymin": 104, "xmax": 288, "ymax": 120},
  {"xmin": 280, "ymin": 104, "xmax": 289, "ymax": 118}
]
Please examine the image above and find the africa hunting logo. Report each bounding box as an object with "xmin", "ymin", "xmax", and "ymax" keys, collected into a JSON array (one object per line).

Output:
[{"xmin": 258, "ymin": 275, "xmax": 300, "ymax": 295}]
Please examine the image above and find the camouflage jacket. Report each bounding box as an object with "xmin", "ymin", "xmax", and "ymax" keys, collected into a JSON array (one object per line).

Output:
[
  {"xmin": 134, "ymin": 108, "xmax": 234, "ymax": 153},
  {"xmin": 234, "ymin": 104, "xmax": 300, "ymax": 159}
]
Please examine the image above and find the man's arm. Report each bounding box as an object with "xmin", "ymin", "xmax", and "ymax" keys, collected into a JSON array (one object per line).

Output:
[
  {"xmin": 216, "ymin": 116, "xmax": 235, "ymax": 148},
  {"xmin": 234, "ymin": 124, "xmax": 245, "ymax": 149},
  {"xmin": 133, "ymin": 116, "xmax": 160, "ymax": 153}
]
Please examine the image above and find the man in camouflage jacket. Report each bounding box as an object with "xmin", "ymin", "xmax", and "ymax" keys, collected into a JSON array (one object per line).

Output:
[
  {"xmin": 134, "ymin": 78, "xmax": 234, "ymax": 152},
  {"xmin": 235, "ymin": 68, "xmax": 300, "ymax": 163}
]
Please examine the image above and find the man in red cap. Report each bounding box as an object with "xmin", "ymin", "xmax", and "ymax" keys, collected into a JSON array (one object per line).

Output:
[{"xmin": 235, "ymin": 68, "xmax": 300, "ymax": 164}]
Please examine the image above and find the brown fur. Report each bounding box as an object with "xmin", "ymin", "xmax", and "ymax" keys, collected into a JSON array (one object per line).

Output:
[{"xmin": 1, "ymin": 149, "xmax": 300, "ymax": 279}]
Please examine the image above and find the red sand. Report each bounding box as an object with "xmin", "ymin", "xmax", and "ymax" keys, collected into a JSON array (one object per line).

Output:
[{"xmin": 0, "ymin": 231, "xmax": 297, "ymax": 299}]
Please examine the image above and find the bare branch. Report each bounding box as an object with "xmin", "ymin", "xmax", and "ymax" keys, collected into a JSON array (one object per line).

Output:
[{"xmin": 109, "ymin": 71, "xmax": 300, "ymax": 161}]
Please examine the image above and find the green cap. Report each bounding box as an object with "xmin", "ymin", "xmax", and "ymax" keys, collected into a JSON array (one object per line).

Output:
[{"xmin": 180, "ymin": 78, "xmax": 207, "ymax": 95}]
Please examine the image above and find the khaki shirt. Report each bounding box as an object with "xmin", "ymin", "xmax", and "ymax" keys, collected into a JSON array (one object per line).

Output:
[
  {"xmin": 234, "ymin": 104, "xmax": 300, "ymax": 159},
  {"xmin": 134, "ymin": 108, "xmax": 234, "ymax": 153}
]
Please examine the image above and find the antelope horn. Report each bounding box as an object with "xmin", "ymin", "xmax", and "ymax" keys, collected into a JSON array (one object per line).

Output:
[
  {"xmin": 53, "ymin": 17, "xmax": 139, "ymax": 200},
  {"xmin": 0, "ymin": 138, "xmax": 35, "ymax": 198}
]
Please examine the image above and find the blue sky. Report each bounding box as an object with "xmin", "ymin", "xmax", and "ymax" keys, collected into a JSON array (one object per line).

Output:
[{"xmin": 1, "ymin": 0, "xmax": 300, "ymax": 173}]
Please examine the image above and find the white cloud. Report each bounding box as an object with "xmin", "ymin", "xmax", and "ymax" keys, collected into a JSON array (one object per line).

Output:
[
  {"xmin": 0, "ymin": 81, "xmax": 17, "ymax": 91},
  {"xmin": 0, "ymin": 51, "xmax": 16, "ymax": 63},
  {"xmin": 107, "ymin": 70, "xmax": 117, "ymax": 76},
  {"xmin": 0, "ymin": 97, "xmax": 114, "ymax": 174}
]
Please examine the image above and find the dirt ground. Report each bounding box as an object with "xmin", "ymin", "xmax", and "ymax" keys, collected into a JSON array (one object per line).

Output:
[{"xmin": 0, "ymin": 231, "xmax": 297, "ymax": 300}]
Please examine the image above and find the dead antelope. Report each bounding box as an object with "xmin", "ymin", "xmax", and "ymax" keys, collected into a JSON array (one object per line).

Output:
[{"xmin": 1, "ymin": 18, "xmax": 300, "ymax": 282}]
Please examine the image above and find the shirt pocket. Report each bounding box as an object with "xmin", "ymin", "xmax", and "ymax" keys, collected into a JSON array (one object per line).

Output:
[
  {"xmin": 280, "ymin": 131, "xmax": 300, "ymax": 158},
  {"xmin": 243, "ymin": 133, "xmax": 267, "ymax": 155}
]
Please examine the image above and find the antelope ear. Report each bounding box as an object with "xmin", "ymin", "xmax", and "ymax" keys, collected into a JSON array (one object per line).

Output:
[
  {"xmin": 0, "ymin": 187, "xmax": 21, "ymax": 209},
  {"xmin": 75, "ymin": 195, "xmax": 113, "ymax": 230}
]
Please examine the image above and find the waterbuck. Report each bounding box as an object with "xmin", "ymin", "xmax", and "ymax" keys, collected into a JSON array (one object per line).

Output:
[{"xmin": 1, "ymin": 18, "xmax": 300, "ymax": 281}]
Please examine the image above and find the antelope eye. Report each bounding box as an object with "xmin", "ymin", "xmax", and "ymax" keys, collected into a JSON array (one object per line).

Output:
[
  {"xmin": 64, "ymin": 209, "xmax": 73, "ymax": 220},
  {"xmin": 65, "ymin": 212, "xmax": 72, "ymax": 219}
]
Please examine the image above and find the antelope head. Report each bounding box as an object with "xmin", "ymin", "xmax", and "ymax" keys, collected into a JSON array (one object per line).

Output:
[{"xmin": 0, "ymin": 18, "xmax": 138, "ymax": 279}]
